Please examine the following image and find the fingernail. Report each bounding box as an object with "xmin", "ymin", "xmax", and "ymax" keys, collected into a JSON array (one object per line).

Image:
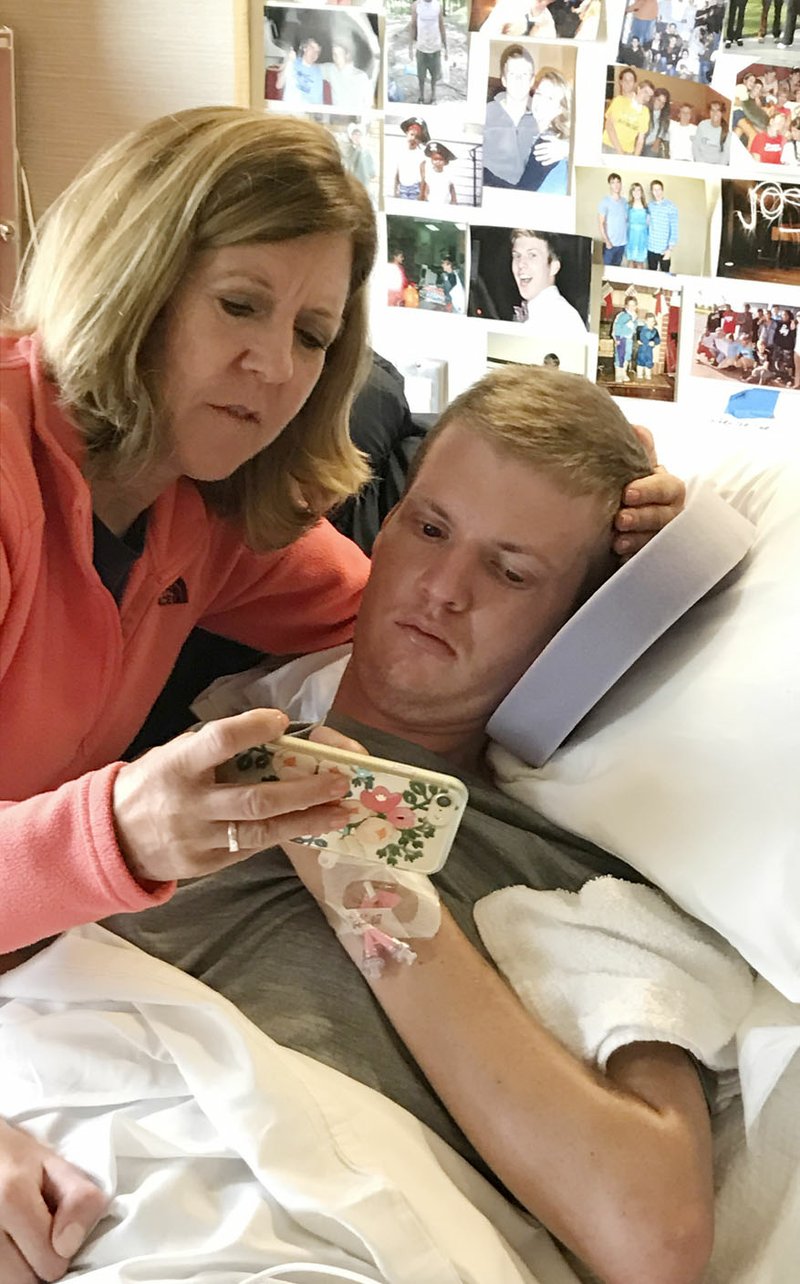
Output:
[
  {"xmin": 616, "ymin": 537, "xmax": 631, "ymax": 552},
  {"xmin": 53, "ymin": 1223, "xmax": 85, "ymax": 1258},
  {"xmin": 625, "ymin": 488, "xmax": 639, "ymax": 503},
  {"xmin": 617, "ymin": 512, "xmax": 632, "ymax": 529},
  {"xmin": 325, "ymin": 774, "xmax": 350, "ymax": 796}
]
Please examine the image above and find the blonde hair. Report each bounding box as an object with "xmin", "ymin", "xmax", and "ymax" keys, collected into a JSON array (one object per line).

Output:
[
  {"xmin": 407, "ymin": 365, "xmax": 652, "ymax": 520},
  {"xmin": 10, "ymin": 106, "xmax": 377, "ymax": 549},
  {"xmin": 532, "ymin": 68, "xmax": 572, "ymax": 140}
]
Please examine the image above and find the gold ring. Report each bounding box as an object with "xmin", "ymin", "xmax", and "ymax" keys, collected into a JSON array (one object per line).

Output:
[{"xmin": 227, "ymin": 821, "xmax": 240, "ymax": 854}]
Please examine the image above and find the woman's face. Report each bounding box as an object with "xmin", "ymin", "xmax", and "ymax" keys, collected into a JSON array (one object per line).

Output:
[
  {"xmin": 631, "ymin": 183, "xmax": 643, "ymax": 201},
  {"xmin": 156, "ymin": 234, "xmax": 352, "ymax": 482},
  {"xmin": 654, "ymin": 91, "xmax": 668, "ymax": 109},
  {"xmin": 531, "ymin": 77, "xmax": 565, "ymax": 132}
]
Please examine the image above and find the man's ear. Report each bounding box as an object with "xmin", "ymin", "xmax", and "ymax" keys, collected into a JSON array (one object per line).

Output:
[{"xmin": 549, "ymin": 255, "xmax": 562, "ymax": 284}]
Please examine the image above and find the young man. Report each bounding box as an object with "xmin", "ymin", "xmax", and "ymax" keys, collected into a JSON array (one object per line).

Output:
[
  {"xmin": 277, "ymin": 38, "xmax": 324, "ymax": 108},
  {"xmin": 603, "ymin": 71, "xmax": 654, "ymax": 156},
  {"xmin": 646, "ymin": 179, "xmax": 679, "ymax": 271},
  {"xmin": 322, "ymin": 39, "xmax": 373, "ymax": 114},
  {"xmin": 509, "ymin": 229, "xmax": 588, "ymax": 341},
  {"xmin": 393, "ymin": 116, "xmax": 429, "ymax": 200},
  {"xmin": 410, "ymin": 0, "xmax": 447, "ymax": 105},
  {"xmin": 750, "ymin": 114, "xmax": 788, "ymax": 163},
  {"xmin": 597, "ymin": 171, "xmax": 629, "ymax": 266},
  {"xmin": 483, "ymin": 44, "xmax": 538, "ymax": 188},
  {"xmin": 668, "ymin": 103, "xmax": 697, "ymax": 161},
  {"xmin": 0, "ymin": 367, "xmax": 696, "ymax": 1283},
  {"xmin": 102, "ymin": 368, "xmax": 714, "ymax": 1284}
]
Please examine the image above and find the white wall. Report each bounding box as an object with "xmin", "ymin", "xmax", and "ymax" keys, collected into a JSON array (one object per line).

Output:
[{"xmin": 4, "ymin": 0, "xmax": 247, "ymax": 222}]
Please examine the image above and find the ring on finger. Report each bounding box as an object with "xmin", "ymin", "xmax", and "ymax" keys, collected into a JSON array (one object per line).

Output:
[{"xmin": 227, "ymin": 820, "xmax": 240, "ymax": 854}]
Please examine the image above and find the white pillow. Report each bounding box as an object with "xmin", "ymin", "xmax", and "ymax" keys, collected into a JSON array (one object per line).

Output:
[{"xmin": 489, "ymin": 448, "xmax": 800, "ymax": 1000}]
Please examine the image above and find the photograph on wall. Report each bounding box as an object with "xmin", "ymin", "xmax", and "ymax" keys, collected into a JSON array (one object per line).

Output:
[
  {"xmin": 483, "ymin": 41, "xmax": 576, "ymax": 196},
  {"xmin": 730, "ymin": 64, "xmax": 800, "ymax": 167},
  {"xmin": 306, "ymin": 112, "xmax": 381, "ymax": 204},
  {"xmin": 597, "ymin": 277, "xmax": 681, "ymax": 400},
  {"xmin": 602, "ymin": 63, "xmax": 732, "ymax": 163},
  {"xmin": 575, "ymin": 166, "xmax": 712, "ymax": 275},
  {"xmin": 264, "ymin": 6, "xmax": 379, "ymax": 112},
  {"xmin": 385, "ymin": 214, "xmax": 468, "ymax": 311},
  {"xmin": 720, "ymin": 0, "xmax": 798, "ymax": 53},
  {"xmin": 486, "ymin": 329, "xmax": 587, "ymax": 373},
  {"xmin": 718, "ymin": 178, "xmax": 800, "ymax": 283},
  {"xmin": 384, "ymin": 0, "xmax": 469, "ymax": 107},
  {"xmin": 616, "ymin": 0, "xmax": 724, "ymax": 86},
  {"xmin": 694, "ymin": 292, "xmax": 800, "ymax": 390},
  {"xmin": 467, "ymin": 226, "xmax": 591, "ymax": 343},
  {"xmin": 469, "ymin": 0, "xmax": 602, "ymax": 39},
  {"xmin": 384, "ymin": 114, "xmax": 484, "ymax": 206}
]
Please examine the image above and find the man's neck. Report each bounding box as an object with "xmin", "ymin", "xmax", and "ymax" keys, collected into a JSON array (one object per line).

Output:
[
  {"xmin": 501, "ymin": 93, "xmax": 530, "ymax": 125},
  {"xmin": 332, "ymin": 663, "xmax": 488, "ymax": 774}
]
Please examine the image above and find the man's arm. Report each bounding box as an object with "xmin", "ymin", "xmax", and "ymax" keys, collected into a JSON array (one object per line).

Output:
[
  {"xmin": 289, "ymin": 865, "xmax": 713, "ymax": 1284},
  {"xmin": 439, "ymin": 9, "xmax": 448, "ymax": 53},
  {"xmin": 409, "ymin": 2, "xmax": 417, "ymax": 55},
  {"xmin": 668, "ymin": 201, "xmax": 679, "ymax": 251},
  {"xmin": 604, "ymin": 103, "xmax": 624, "ymax": 152},
  {"xmin": 598, "ymin": 203, "xmax": 611, "ymax": 246}
]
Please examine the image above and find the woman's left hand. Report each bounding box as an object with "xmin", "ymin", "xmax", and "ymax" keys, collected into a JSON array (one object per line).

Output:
[{"xmin": 613, "ymin": 424, "xmax": 685, "ymax": 560}]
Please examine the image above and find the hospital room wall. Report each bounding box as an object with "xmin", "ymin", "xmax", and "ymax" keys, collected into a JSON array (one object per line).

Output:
[{"xmin": 3, "ymin": 0, "xmax": 248, "ymax": 223}]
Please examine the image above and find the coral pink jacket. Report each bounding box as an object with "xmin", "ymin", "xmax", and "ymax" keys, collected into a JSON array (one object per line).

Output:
[{"xmin": 0, "ymin": 335, "xmax": 369, "ymax": 951}]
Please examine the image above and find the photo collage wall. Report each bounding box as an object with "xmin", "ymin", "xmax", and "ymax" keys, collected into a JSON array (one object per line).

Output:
[{"xmin": 257, "ymin": 0, "xmax": 800, "ymax": 415}]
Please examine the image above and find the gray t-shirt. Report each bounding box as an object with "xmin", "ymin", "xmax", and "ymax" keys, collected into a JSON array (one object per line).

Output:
[{"xmin": 105, "ymin": 715, "xmax": 643, "ymax": 1182}]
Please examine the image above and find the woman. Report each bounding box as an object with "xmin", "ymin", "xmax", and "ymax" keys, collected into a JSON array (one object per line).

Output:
[
  {"xmin": 518, "ymin": 68, "xmax": 572, "ymax": 195},
  {"xmin": 625, "ymin": 182, "xmax": 649, "ymax": 268},
  {"xmin": 641, "ymin": 87, "xmax": 672, "ymax": 159},
  {"xmin": 0, "ymin": 105, "xmax": 378, "ymax": 965}
]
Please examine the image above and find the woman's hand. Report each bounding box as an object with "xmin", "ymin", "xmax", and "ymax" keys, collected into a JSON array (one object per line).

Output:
[
  {"xmin": 112, "ymin": 710, "xmax": 352, "ymax": 886},
  {"xmin": 0, "ymin": 1119, "xmax": 108, "ymax": 1283},
  {"xmin": 613, "ymin": 424, "xmax": 686, "ymax": 560}
]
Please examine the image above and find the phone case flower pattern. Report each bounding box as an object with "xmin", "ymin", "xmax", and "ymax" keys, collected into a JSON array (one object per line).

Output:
[{"xmin": 232, "ymin": 743, "xmax": 462, "ymax": 868}]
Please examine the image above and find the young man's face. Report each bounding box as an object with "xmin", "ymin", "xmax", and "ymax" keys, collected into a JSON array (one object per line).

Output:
[
  {"xmin": 346, "ymin": 424, "xmax": 611, "ymax": 735},
  {"xmin": 609, "ymin": 175, "xmax": 622, "ymax": 195},
  {"xmin": 302, "ymin": 40, "xmax": 321, "ymax": 64},
  {"xmin": 637, "ymin": 84, "xmax": 654, "ymax": 105},
  {"xmin": 620, "ymin": 70, "xmax": 637, "ymax": 94},
  {"xmin": 679, "ymin": 105, "xmax": 692, "ymax": 124},
  {"xmin": 502, "ymin": 56, "xmax": 535, "ymax": 104},
  {"xmin": 651, "ymin": 182, "xmax": 664, "ymax": 201},
  {"xmin": 511, "ymin": 235, "xmax": 558, "ymax": 302}
]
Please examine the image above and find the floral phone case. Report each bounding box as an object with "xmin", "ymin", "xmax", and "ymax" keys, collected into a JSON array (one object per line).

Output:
[{"xmin": 216, "ymin": 733, "xmax": 469, "ymax": 873}]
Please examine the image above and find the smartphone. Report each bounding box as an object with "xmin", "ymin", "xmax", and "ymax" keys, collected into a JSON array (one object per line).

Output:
[{"xmin": 216, "ymin": 733, "xmax": 469, "ymax": 874}]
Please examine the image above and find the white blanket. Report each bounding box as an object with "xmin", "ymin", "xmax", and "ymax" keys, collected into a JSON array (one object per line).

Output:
[
  {"xmin": 475, "ymin": 878, "xmax": 800, "ymax": 1284},
  {"xmin": 0, "ymin": 926, "xmax": 578, "ymax": 1284}
]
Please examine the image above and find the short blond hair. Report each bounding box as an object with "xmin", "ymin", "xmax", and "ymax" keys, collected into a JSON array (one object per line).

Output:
[
  {"xmin": 408, "ymin": 365, "xmax": 652, "ymax": 519},
  {"xmin": 10, "ymin": 106, "xmax": 377, "ymax": 549}
]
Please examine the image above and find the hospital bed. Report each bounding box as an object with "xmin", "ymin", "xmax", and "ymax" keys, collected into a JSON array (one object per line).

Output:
[{"xmin": 1, "ymin": 424, "xmax": 798, "ymax": 1283}]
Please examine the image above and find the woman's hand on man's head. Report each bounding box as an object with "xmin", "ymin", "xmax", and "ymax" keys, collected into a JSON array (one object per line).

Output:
[{"xmin": 613, "ymin": 423, "xmax": 686, "ymax": 561}]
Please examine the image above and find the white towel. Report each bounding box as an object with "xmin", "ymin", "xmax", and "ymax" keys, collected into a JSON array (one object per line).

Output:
[{"xmin": 474, "ymin": 875, "xmax": 754, "ymax": 1108}]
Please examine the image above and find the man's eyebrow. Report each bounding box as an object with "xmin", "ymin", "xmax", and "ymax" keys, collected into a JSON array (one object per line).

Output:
[{"xmin": 413, "ymin": 495, "xmax": 557, "ymax": 569}]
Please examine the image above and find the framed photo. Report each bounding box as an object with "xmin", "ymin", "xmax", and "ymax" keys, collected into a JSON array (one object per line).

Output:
[
  {"xmin": 601, "ymin": 63, "xmax": 732, "ymax": 165},
  {"xmin": 468, "ymin": 225, "xmax": 591, "ymax": 344},
  {"xmin": 263, "ymin": 5, "xmax": 380, "ymax": 113},
  {"xmin": 597, "ymin": 276, "xmax": 681, "ymax": 402},
  {"xmin": 718, "ymin": 178, "xmax": 800, "ymax": 283}
]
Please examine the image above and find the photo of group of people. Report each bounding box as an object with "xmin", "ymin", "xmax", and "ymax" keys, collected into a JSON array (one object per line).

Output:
[
  {"xmin": 386, "ymin": 215, "xmax": 468, "ymax": 311},
  {"xmin": 483, "ymin": 42, "xmax": 576, "ymax": 197},
  {"xmin": 732, "ymin": 63, "xmax": 800, "ymax": 165},
  {"xmin": 264, "ymin": 7, "xmax": 380, "ymax": 111},
  {"xmin": 385, "ymin": 115, "xmax": 484, "ymax": 205},
  {"xmin": 718, "ymin": 177, "xmax": 800, "ymax": 282},
  {"xmin": 694, "ymin": 297, "xmax": 800, "ymax": 388},
  {"xmin": 598, "ymin": 278, "xmax": 681, "ymax": 400},
  {"xmin": 602, "ymin": 64, "xmax": 732, "ymax": 161},
  {"xmin": 385, "ymin": 0, "xmax": 470, "ymax": 106},
  {"xmin": 722, "ymin": 0, "xmax": 799, "ymax": 51},
  {"xmin": 576, "ymin": 167, "xmax": 711, "ymax": 275},
  {"xmin": 617, "ymin": 0, "xmax": 725, "ymax": 85},
  {"xmin": 469, "ymin": 0, "xmax": 602, "ymax": 39}
]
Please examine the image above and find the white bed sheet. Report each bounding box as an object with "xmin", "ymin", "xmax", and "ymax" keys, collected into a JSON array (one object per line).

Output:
[{"xmin": 0, "ymin": 925, "xmax": 579, "ymax": 1284}]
